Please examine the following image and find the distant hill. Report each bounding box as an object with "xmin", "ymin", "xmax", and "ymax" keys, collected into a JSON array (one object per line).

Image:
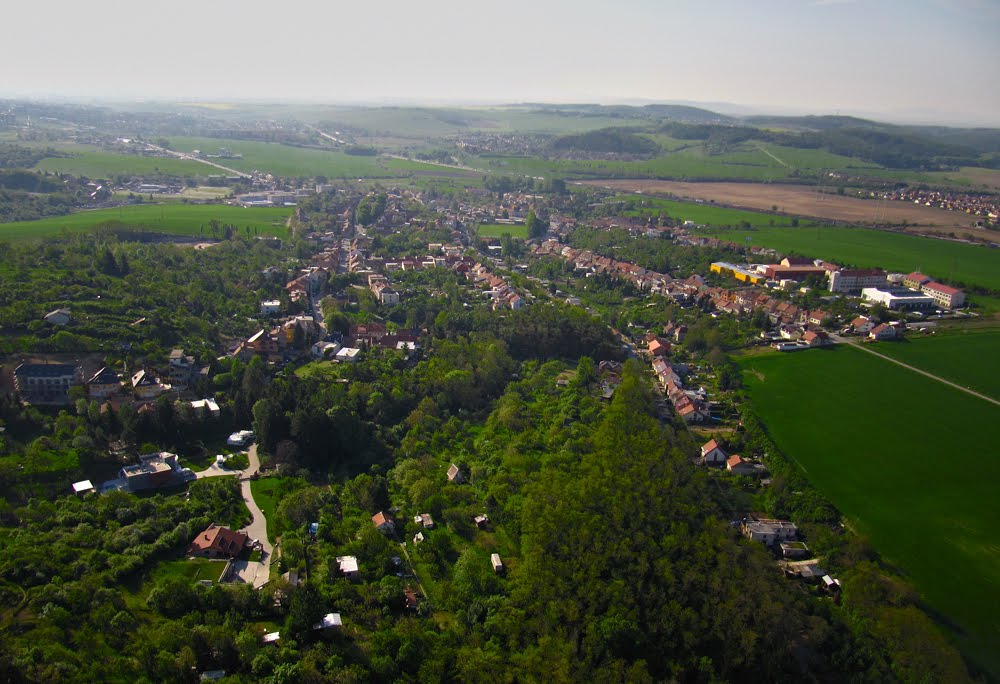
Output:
[{"xmin": 550, "ymin": 128, "xmax": 660, "ymax": 156}]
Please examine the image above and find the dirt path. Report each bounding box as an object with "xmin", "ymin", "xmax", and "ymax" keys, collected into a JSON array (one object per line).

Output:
[{"xmin": 838, "ymin": 337, "xmax": 1000, "ymax": 408}]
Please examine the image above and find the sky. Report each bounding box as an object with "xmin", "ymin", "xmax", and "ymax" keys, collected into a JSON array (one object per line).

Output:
[{"xmin": 2, "ymin": 0, "xmax": 998, "ymax": 125}]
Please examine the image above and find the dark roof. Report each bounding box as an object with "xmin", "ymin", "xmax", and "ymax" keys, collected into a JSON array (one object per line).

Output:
[
  {"xmin": 14, "ymin": 363, "xmax": 78, "ymax": 378},
  {"xmin": 88, "ymin": 367, "xmax": 119, "ymax": 385}
]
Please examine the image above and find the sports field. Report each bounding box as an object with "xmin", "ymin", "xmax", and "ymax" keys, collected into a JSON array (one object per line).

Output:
[
  {"xmin": 700, "ymin": 225, "xmax": 1000, "ymax": 292},
  {"xmin": 477, "ymin": 223, "xmax": 529, "ymax": 238},
  {"xmin": 873, "ymin": 329, "xmax": 1000, "ymax": 400},
  {"xmin": 740, "ymin": 345, "xmax": 1000, "ymax": 676},
  {"xmin": 0, "ymin": 204, "xmax": 292, "ymax": 241}
]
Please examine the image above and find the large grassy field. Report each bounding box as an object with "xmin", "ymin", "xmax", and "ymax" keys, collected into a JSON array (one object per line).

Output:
[
  {"xmin": 610, "ymin": 194, "xmax": 808, "ymax": 227},
  {"xmin": 477, "ymin": 223, "xmax": 529, "ymax": 238},
  {"xmin": 702, "ymin": 225, "xmax": 1000, "ymax": 292},
  {"xmin": 31, "ymin": 143, "xmax": 208, "ymax": 177},
  {"xmin": 0, "ymin": 204, "xmax": 292, "ymax": 241},
  {"xmin": 165, "ymin": 136, "xmax": 443, "ymax": 178},
  {"xmin": 873, "ymin": 328, "xmax": 1000, "ymax": 400},
  {"xmin": 740, "ymin": 345, "xmax": 1000, "ymax": 676}
]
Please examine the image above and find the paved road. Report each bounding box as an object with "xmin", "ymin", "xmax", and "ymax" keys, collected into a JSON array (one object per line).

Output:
[
  {"xmin": 142, "ymin": 142, "xmax": 251, "ymax": 178},
  {"xmin": 836, "ymin": 336, "xmax": 1000, "ymax": 408},
  {"xmin": 191, "ymin": 444, "xmax": 273, "ymax": 588}
]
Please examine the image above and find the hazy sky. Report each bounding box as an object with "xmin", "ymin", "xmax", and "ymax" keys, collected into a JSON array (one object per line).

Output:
[{"xmin": 2, "ymin": 0, "xmax": 998, "ymax": 124}]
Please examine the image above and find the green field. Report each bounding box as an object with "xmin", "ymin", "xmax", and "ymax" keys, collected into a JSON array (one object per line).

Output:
[
  {"xmin": 477, "ymin": 223, "xmax": 529, "ymax": 238},
  {"xmin": 165, "ymin": 137, "xmax": 443, "ymax": 178},
  {"xmin": 31, "ymin": 143, "xmax": 208, "ymax": 177},
  {"xmin": 702, "ymin": 225, "xmax": 1000, "ymax": 292},
  {"xmin": 471, "ymin": 141, "xmax": 881, "ymax": 182},
  {"xmin": 0, "ymin": 204, "xmax": 292, "ymax": 241},
  {"xmin": 873, "ymin": 328, "xmax": 1000, "ymax": 400},
  {"xmin": 611, "ymin": 194, "xmax": 807, "ymax": 227},
  {"xmin": 740, "ymin": 345, "xmax": 1000, "ymax": 676}
]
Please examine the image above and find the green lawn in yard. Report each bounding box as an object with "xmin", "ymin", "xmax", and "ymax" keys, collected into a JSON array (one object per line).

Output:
[
  {"xmin": 739, "ymin": 345, "xmax": 1000, "ymax": 677},
  {"xmin": 133, "ymin": 558, "xmax": 226, "ymax": 601},
  {"xmin": 872, "ymin": 328, "xmax": 1000, "ymax": 401},
  {"xmin": 702, "ymin": 225, "xmax": 1000, "ymax": 292},
  {"xmin": 0, "ymin": 203, "xmax": 292, "ymax": 241},
  {"xmin": 477, "ymin": 223, "xmax": 529, "ymax": 238},
  {"xmin": 250, "ymin": 477, "xmax": 307, "ymax": 539}
]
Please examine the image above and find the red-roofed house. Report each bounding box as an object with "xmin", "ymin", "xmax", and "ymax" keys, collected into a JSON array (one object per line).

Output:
[
  {"xmin": 851, "ymin": 316, "xmax": 874, "ymax": 335},
  {"xmin": 802, "ymin": 330, "xmax": 830, "ymax": 347},
  {"xmin": 188, "ymin": 524, "xmax": 249, "ymax": 558},
  {"xmin": 647, "ymin": 338, "xmax": 671, "ymax": 357},
  {"xmin": 701, "ymin": 439, "xmax": 727, "ymax": 466},
  {"xmin": 869, "ymin": 323, "xmax": 900, "ymax": 341},
  {"xmin": 372, "ymin": 511, "xmax": 395, "ymax": 533},
  {"xmin": 726, "ymin": 455, "xmax": 757, "ymax": 476},
  {"xmin": 921, "ymin": 282, "xmax": 965, "ymax": 309}
]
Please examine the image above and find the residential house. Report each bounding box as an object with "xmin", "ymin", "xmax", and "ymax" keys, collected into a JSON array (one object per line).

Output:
[
  {"xmin": 447, "ymin": 464, "xmax": 465, "ymax": 483},
  {"xmin": 414, "ymin": 513, "xmax": 435, "ymax": 529},
  {"xmin": 260, "ymin": 300, "xmax": 282, "ymax": 316},
  {"xmin": 13, "ymin": 363, "xmax": 81, "ymax": 405},
  {"xmin": 120, "ymin": 452, "xmax": 181, "ymax": 491},
  {"xmin": 43, "ymin": 308, "xmax": 71, "ymax": 326},
  {"xmin": 869, "ymin": 323, "xmax": 900, "ymax": 341},
  {"xmin": 188, "ymin": 523, "xmax": 249, "ymax": 558},
  {"xmin": 700, "ymin": 439, "xmax": 727, "ymax": 466},
  {"xmin": 313, "ymin": 613, "xmax": 342, "ymax": 632},
  {"xmin": 168, "ymin": 349, "xmax": 198, "ymax": 387},
  {"xmin": 801, "ymin": 330, "xmax": 830, "ymax": 347},
  {"xmin": 726, "ymin": 455, "xmax": 757, "ymax": 476},
  {"xmin": 372, "ymin": 511, "xmax": 395, "ymax": 533},
  {"xmin": 87, "ymin": 367, "xmax": 121, "ymax": 399},
  {"xmin": 190, "ymin": 398, "xmax": 220, "ymax": 417},
  {"xmin": 71, "ymin": 480, "xmax": 95, "ymax": 496},
  {"xmin": 742, "ymin": 518, "xmax": 798, "ymax": 546},
  {"xmin": 677, "ymin": 401, "xmax": 708, "ymax": 423},
  {"xmin": 336, "ymin": 555, "xmax": 359, "ymax": 579},
  {"xmin": 335, "ymin": 347, "xmax": 361, "ymax": 363},
  {"xmin": 648, "ymin": 338, "xmax": 671, "ymax": 357},
  {"xmin": 850, "ymin": 316, "xmax": 874, "ymax": 335},
  {"xmin": 131, "ymin": 369, "xmax": 165, "ymax": 399}
]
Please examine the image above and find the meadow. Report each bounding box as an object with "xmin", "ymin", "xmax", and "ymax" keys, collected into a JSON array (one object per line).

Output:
[
  {"xmin": 477, "ymin": 223, "xmax": 529, "ymax": 238},
  {"xmin": 739, "ymin": 345, "xmax": 1000, "ymax": 676},
  {"xmin": 872, "ymin": 328, "xmax": 1000, "ymax": 400},
  {"xmin": 610, "ymin": 194, "xmax": 806, "ymax": 227},
  {"xmin": 165, "ymin": 136, "xmax": 448, "ymax": 178},
  {"xmin": 702, "ymin": 225, "xmax": 1000, "ymax": 291},
  {"xmin": 0, "ymin": 204, "xmax": 293, "ymax": 241},
  {"xmin": 248, "ymin": 477, "xmax": 306, "ymax": 539},
  {"xmin": 31, "ymin": 143, "xmax": 208, "ymax": 177}
]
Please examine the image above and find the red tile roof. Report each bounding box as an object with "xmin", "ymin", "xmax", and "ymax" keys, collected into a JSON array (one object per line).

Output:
[{"xmin": 923, "ymin": 281, "xmax": 961, "ymax": 296}]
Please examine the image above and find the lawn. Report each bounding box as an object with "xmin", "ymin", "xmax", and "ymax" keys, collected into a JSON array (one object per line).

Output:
[
  {"xmin": 0, "ymin": 204, "xmax": 293, "ymax": 241},
  {"xmin": 250, "ymin": 477, "xmax": 306, "ymax": 539},
  {"xmin": 477, "ymin": 223, "xmax": 529, "ymax": 239},
  {"xmin": 702, "ymin": 225, "xmax": 1000, "ymax": 292},
  {"xmin": 873, "ymin": 328, "xmax": 1000, "ymax": 401},
  {"xmin": 739, "ymin": 345, "xmax": 1000, "ymax": 677}
]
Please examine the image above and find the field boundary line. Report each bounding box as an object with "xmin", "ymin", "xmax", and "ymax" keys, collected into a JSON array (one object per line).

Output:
[{"xmin": 843, "ymin": 339, "xmax": 1000, "ymax": 408}]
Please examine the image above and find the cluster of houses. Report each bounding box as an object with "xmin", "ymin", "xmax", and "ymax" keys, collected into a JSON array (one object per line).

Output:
[
  {"xmin": 11, "ymin": 348, "xmax": 212, "ymax": 407},
  {"xmin": 232, "ymin": 315, "xmax": 323, "ymax": 364},
  {"xmin": 862, "ymin": 187, "xmax": 1000, "ymax": 227},
  {"xmin": 535, "ymin": 240, "xmax": 674, "ymax": 293},
  {"xmin": 700, "ymin": 439, "xmax": 767, "ymax": 478},
  {"xmin": 651, "ymin": 356, "xmax": 709, "ymax": 423}
]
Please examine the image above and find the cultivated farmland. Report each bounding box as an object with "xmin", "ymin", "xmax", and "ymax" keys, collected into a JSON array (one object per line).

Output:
[
  {"xmin": 608, "ymin": 194, "xmax": 805, "ymax": 227},
  {"xmin": 586, "ymin": 180, "xmax": 983, "ymax": 230},
  {"xmin": 700, "ymin": 225, "xmax": 1000, "ymax": 292},
  {"xmin": 0, "ymin": 204, "xmax": 292, "ymax": 241},
  {"xmin": 871, "ymin": 328, "xmax": 1000, "ymax": 400},
  {"xmin": 740, "ymin": 345, "xmax": 1000, "ymax": 677},
  {"xmin": 31, "ymin": 143, "xmax": 208, "ymax": 177}
]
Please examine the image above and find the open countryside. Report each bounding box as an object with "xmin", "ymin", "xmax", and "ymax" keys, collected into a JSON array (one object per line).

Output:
[
  {"xmin": 586, "ymin": 180, "xmax": 987, "ymax": 232},
  {"xmin": 0, "ymin": 204, "xmax": 293, "ymax": 241},
  {"xmin": 739, "ymin": 345, "xmax": 1000, "ymax": 676},
  {"xmin": 871, "ymin": 328, "xmax": 1000, "ymax": 400}
]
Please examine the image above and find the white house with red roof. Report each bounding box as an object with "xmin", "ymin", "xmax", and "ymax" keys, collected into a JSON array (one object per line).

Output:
[
  {"xmin": 869, "ymin": 323, "xmax": 900, "ymax": 341},
  {"xmin": 701, "ymin": 439, "xmax": 727, "ymax": 466}
]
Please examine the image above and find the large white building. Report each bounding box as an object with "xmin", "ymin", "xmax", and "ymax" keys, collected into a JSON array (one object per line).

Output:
[
  {"xmin": 828, "ymin": 268, "xmax": 887, "ymax": 293},
  {"xmin": 861, "ymin": 287, "xmax": 935, "ymax": 311}
]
